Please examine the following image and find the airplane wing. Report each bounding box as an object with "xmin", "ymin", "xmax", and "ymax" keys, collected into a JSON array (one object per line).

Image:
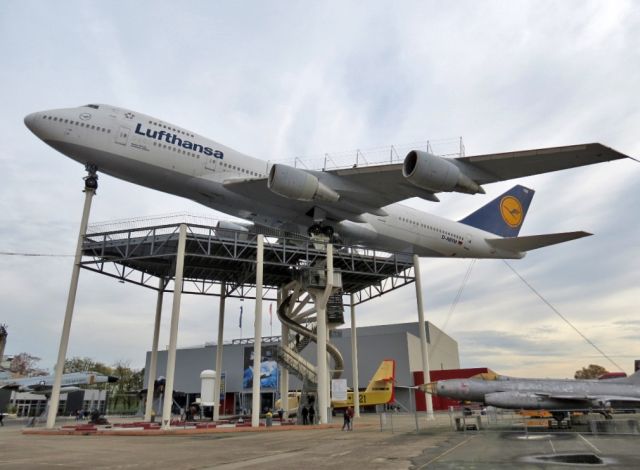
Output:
[
  {"xmin": 590, "ymin": 396, "xmax": 640, "ymax": 406},
  {"xmin": 0, "ymin": 381, "xmax": 22, "ymax": 391},
  {"xmin": 454, "ymin": 143, "xmax": 628, "ymax": 185},
  {"xmin": 221, "ymin": 143, "xmax": 628, "ymax": 222},
  {"xmin": 537, "ymin": 393, "xmax": 640, "ymax": 406}
]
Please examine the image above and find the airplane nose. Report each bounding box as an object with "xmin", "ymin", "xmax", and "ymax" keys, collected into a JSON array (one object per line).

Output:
[
  {"xmin": 24, "ymin": 112, "xmax": 39, "ymax": 132},
  {"xmin": 424, "ymin": 382, "xmax": 438, "ymax": 395}
]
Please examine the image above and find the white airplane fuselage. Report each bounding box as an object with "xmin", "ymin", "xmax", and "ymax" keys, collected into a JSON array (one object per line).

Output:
[{"xmin": 24, "ymin": 104, "xmax": 523, "ymax": 259}]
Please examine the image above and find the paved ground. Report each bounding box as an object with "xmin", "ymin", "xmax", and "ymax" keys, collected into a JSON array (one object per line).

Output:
[{"xmin": 1, "ymin": 415, "xmax": 639, "ymax": 469}]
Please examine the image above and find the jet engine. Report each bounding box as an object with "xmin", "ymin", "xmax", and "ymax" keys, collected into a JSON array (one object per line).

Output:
[
  {"xmin": 268, "ymin": 164, "xmax": 340, "ymax": 203},
  {"xmin": 402, "ymin": 150, "xmax": 484, "ymax": 194}
]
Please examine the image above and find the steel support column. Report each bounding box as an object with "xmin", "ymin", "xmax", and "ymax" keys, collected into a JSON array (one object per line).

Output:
[
  {"xmin": 349, "ymin": 293, "xmax": 360, "ymax": 418},
  {"xmin": 251, "ymin": 234, "xmax": 264, "ymax": 427},
  {"xmin": 161, "ymin": 224, "xmax": 188, "ymax": 429},
  {"xmin": 278, "ymin": 288, "xmax": 290, "ymax": 418},
  {"xmin": 213, "ymin": 281, "xmax": 226, "ymax": 421},
  {"xmin": 46, "ymin": 173, "xmax": 96, "ymax": 429},
  {"xmin": 413, "ymin": 254, "xmax": 433, "ymax": 418},
  {"xmin": 144, "ymin": 277, "xmax": 165, "ymax": 421},
  {"xmin": 315, "ymin": 244, "xmax": 333, "ymax": 424}
]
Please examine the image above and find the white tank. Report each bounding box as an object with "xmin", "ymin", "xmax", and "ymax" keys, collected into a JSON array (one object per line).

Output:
[{"xmin": 200, "ymin": 369, "xmax": 216, "ymax": 406}]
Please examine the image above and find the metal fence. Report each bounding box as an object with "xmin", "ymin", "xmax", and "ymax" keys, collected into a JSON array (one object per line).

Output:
[{"xmin": 379, "ymin": 409, "xmax": 640, "ymax": 436}]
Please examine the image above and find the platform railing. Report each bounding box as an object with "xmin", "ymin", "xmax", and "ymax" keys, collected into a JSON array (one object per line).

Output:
[{"xmin": 286, "ymin": 137, "xmax": 465, "ymax": 171}]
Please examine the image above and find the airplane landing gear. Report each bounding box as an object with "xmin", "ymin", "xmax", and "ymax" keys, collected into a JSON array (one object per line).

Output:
[{"xmin": 307, "ymin": 224, "xmax": 334, "ymax": 241}]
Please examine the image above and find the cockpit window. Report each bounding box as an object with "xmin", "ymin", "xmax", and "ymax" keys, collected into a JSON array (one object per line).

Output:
[{"xmin": 84, "ymin": 104, "xmax": 100, "ymax": 109}]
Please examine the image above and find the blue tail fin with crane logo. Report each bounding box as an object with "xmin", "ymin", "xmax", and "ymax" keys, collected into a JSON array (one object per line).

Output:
[{"xmin": 459, "ymin": 185, "xmax": 534, "ymax": 237}]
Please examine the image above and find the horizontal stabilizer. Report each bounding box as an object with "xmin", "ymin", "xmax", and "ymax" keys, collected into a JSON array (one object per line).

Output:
[{"xmin": 486, "ymin": 231, "xmax": 592, "ymax": 252}]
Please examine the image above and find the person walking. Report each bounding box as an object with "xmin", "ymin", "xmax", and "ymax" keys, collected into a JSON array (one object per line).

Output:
[
  {"xmin": 346, "ymin": 406, "xmax": 354, "ymax": 431},
  {"xmin": 301, "ymin": 405, "xmax": 309, "ymax": 425},
  {"xmin": 341, "ymin": 408, "xmax": 350, "ymax": 431},
  {"xmin": 308, "ymin": 405, "xmax": 315, "ymax": 425}
]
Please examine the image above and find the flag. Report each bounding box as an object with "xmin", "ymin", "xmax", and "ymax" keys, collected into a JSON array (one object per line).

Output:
[
  {"xmin": 239, "ymin": 305, "xmax": 243, "ymax": 328},
  {"xmin": 269, "ymin": 303, "xmax": 273, "ymax": 327}
]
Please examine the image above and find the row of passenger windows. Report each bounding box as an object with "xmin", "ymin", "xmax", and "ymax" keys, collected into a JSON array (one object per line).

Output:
[
  {"xmin": 152, "ymin": 140, "xmax": 201, "ymax": 159},
  {"xmin": 147, "ymin": 120, "xmax": 194, "ymax": 138},
  {"xmin": 218, "ymin": 161, "xmax": 264, "ymax": 177},
  {"xmin": 151, "ymin": 139, "xmax": 265, "ymax": 176},
  {"xmin": 42, "ymin": 115, "xmax": 111, "ymax": 133},
  {"xmin": 146, "ymin": 135, "xmax": 265, "ymax": 177},
  {"xmin": 398, "ymin": 216, "xmax": 462, "ymax": 240}
]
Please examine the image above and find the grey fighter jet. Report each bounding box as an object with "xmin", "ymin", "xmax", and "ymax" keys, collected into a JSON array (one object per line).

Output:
[
  {"xmin": 422, "ymin": 370, "xmax": 640, "ymax": 420},
  {"xmin": 0, "ymin": 371, "xmax": 118, "ymax": 393}
]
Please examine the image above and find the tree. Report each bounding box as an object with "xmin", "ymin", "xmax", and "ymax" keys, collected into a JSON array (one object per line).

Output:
[
  {"xmin": 574, "ymin": 364, "xmax": 608, "ymax": 379},
  {"xmin": 64, "ymin": 356, "xmax": 113, "ymax": 376},
  {"xmin": 109, "ymin": 360, "xmax": 145, "ymax": 412},
  {"xmin": 9, "ymin": 352, "xmax": 47, "ymax": 376}
]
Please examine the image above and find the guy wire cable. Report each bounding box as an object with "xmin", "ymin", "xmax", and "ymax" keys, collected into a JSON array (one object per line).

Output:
[{"xmin": 503, "ymin": 260, "xmax": 623, "ymax": 372}]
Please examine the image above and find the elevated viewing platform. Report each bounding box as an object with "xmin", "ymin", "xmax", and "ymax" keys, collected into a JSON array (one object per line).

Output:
[
  {"xmin": 283, "ymin": 137, "xmax": 465, "ymax": 171},
  {"xmin": 80, "ymin": 214, "xmax": 416, "ymax": 304}
]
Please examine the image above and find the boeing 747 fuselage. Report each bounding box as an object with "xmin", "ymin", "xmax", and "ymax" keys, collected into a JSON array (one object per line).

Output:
[{"xmin": 25, "ymin": 104, "xmax": 629, "ymax": 258}]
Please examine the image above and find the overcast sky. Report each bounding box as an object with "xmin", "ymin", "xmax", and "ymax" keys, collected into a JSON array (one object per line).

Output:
[{"xmin": 1, "ymin": 1, "xmax": 638, "ymax": 379}]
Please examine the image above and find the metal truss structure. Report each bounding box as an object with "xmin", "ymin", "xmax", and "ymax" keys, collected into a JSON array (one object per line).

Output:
[{"xmin": 81, "ymin": 221, "xmax": 416, "ymax": 306}]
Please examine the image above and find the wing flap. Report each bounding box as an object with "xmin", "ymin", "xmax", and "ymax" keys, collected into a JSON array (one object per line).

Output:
[{"xmin": 486, "ymin": 231, "xmax": 591, "ymax": 252}]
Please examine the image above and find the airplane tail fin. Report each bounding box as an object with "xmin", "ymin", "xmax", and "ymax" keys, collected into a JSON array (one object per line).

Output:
[
  {"xmin": 364, "ymin": 359, "xmax": 396, "ymax": 404},
  {"xmin": 625, "ymin": 369, "xmax": 640, "ymax": 384},
  {"xmin": 459, "ymin": 185, "xmax": 534, "ymax": 237}
]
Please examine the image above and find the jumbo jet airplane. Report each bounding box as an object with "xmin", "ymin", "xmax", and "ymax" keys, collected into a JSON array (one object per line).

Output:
[{"xmin": 24, "ymin": 104, "xmax": 629, "ymax": 258}]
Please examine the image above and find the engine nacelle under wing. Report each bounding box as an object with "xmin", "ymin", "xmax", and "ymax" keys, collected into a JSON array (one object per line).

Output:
[
  {"xmin": 268, "ymin": 164, "xmax": 340, "ymax": 203},
  {"xmin": 403, "ymin": 150, "xmax": 484, "ymax": 194}
]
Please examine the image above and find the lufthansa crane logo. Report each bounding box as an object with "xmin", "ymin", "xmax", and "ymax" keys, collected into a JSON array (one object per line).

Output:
[{"xmin": 500, "ymin": 196, "xmax": 523, "ymax": 228}]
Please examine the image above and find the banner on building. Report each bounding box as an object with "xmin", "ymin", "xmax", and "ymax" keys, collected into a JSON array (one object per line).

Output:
[
  {"xmin": 331, "ymin": 378, "xmax": 348, "ymax": 401},
  {"xmin": 242, "ymin": 345, "xmax": 279, "ymax": 389}
]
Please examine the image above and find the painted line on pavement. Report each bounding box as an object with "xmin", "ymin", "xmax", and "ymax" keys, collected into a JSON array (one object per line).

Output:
[
  {"xmin": 578, "ymin": 433, "xmax": 601, "ymax": 454},
  {"xmin": 416, "ymin": 435, "xmax": 476, "ymax": 469}
]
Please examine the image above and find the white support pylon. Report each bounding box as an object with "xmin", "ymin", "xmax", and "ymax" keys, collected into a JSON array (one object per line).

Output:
[
  {"xmin": 161, "ymin": 224, "xmax": 188, "ymax": 430},
  {"xmin": 314, "ymin": 243, "xmax": 334, "ymax": 424},
  {"xmin": 46, "ymin": 171, "xmax": 97, "ymax": 429},
  {"xmin": 350, "ymin": 293, "xmax": 360, "ymax": 418},
  {"xmin": 251, "ymin": 234, "xmax": 264, "ymax": 427},
  {"xmin": 413, "ymin": 254, "xmax": 434, "ymax": 419},
  {"xmin": 279, "ymin": 288, "xmax": 290, "ymax": 419},
  {"xmin": 144, "ymin": 277, "xmax": 165, "ymax": 421},
  {"xmin": 213, "ymin": 281, "xmax": 226, "ymax": 421}
]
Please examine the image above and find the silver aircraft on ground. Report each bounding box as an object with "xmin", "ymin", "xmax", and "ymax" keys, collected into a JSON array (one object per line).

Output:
[
  {"xmin": 422, "ymin": 370, "xmax": 640, "ymax": 420},
  {"xmin": 24, "ymin": 104, "xmax": 630, "ymax": 258},
  {"xmin": 0, "ymin": 371, "xmax": 118, "ymax": 393}
]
